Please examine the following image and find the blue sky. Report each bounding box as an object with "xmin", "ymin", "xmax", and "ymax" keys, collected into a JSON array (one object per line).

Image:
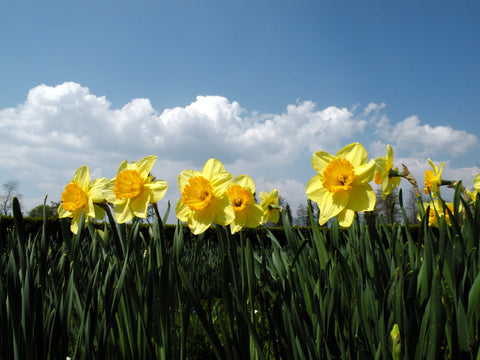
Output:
[{"xmin": 1, "ymin": 1, "xmax": 479, "ymax": 218}]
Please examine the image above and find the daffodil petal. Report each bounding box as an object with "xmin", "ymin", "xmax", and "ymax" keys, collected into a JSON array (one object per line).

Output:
[
  {"xmin": 213, "ymin": 195, "xmax": 235, "ymax": 225},
  {"xmin": 190, "ymin": 208, "xmax": 215, "ymax": 235},
  {"xmin": 318, "ymin": 191, "xmax": 348, "ymax": 224},
  {"xmin": 230, "ymin": 221, "xmax": 243, "ymax": 234},
  {"xmin": 202, "ymin": 158, "xmax": 226, "ymax": 180},
  {"xmin": 130, "ymin": 189, "xmax": 150, "ymax": 218},
  {"xmin": 58, "ymin": 204, "xmax": 70, "ymax": 218},
  {"xmin": 391, "ymin": 176, "xmax": 401, "ymax": 189},
  {"xmin": 259, "ymin": 191, "xmax": 268, "ymax": 202},
  {"xmin": 86, "ymin": 199, "xmax": 96, "ymax": 218},
  {"xmin": 305, "ymin": 175, "xmax": 327, "ymax": 203},
  {"xmin": 311, "ymin": 151, "xmax": 335, "ymax": 174},
  {"xmin": 336, "ymin": 208, "xmax": 355, "ymax": 227},
  {"xmin": 245, "ymin": 204, "xmax": 263, "ymax": 228},
  {"xmin": 233, "ymin": 174, "xmax": 256, "ymax": 193},
  {"xmin": 74, "ymin": 165, "xmax": 91, "ymax": 190},
  {"xmin": 136, "ymin": 155, "xmax": 157, "ymax": 179},
  {"xmin": 337, "ymin": 143, "xmax": 367, "ymax": 168},
  {"xmin": 175, "ymin": 200, "xmax": 190, "ymax": 222},
  {"xmin": 353, "ymin": 159, "xmax": 376, "ymax": 185},
  {"xmin": 114, "ymin": 200, "xmax": 134, "ymax": 223},
  {"xmin": 116, "ymin": 160, "xmax": 129, "ymax": 174},
  {"xmin": 211, "ymin": 172, "xmax": 234, "ymax": 196},
  {"xmin": 70, "ymin": 210, "xmax": 84, "ymax": 234},
  {"xmin": 178, "ymin": 170, "xmax": 201, "ymax": 192},
  {"xmin": 147, "ymin": 180, "xmax": 168, "ymax": 202},
  {"xmin": 386, "ymin": 144, "xmax": 394, "ymax": 166},
  {"xmin": 90, "ymin": 178, "xmax": 108, "ymax": 203},
  {"xmin": 381, "ymin": 176, "xmax": 392, "ymax": 198},
  {"xmin": 474, "ymin": 174, "xmax": 480, "ymax": 191},
  {"xmin": 266, "ymin": 209, "xmax": 280, "ymax": 224},
  {"xmin": 103, "ymin": 179, "xmax": 121, "ymax": 204},
  {"xmin": 260, "ymin": 189, "xmax": 278, "ymax": 208},
  {"xmin": 347, "ymin": 184, "xmax": 376, "ymax": 211},
  {"xmin": 375, "ymin": 157, "xmax": 388, "ymax": 172}
]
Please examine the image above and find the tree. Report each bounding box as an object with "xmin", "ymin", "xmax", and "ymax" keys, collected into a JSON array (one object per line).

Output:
[
  {"xmin": 0, "ymin": 180, "xmax": 22, "ymax": 215},
  {"xmin": 295, "ymin": 202, "xmax": 308, "ymax": 226},
  {"xmin": 374, "ymin": 187, "xmax": 402, "ymax": 224},
  {"xmin": 28, "ymin": 201, "xmax": 60, "ymax": 218},
  {"xmin": 404, "ymin": 187, "xmax": 421, "ymax": 224},
  {"xmin": 295, "ymin": 199, "xmax": 319, "ymax": 227}
]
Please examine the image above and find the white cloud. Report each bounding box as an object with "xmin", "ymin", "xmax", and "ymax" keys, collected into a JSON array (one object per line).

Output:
[
  {"xmin": 0, "ymin": 81, "xmax": 366, "ymax": 171},
  {"xmin": 364, "ymin": 102, "xmax": 386, "ymax": 115},
  {"xmin": 1, "ymin": 81, "xmax": 479, "ymax": 219},
  {"xmin": 375, "ymin": 115, "xmax": 478, "ymax": 157},
  {"xmin": 2, "ymin": 83, "xmax": 363, "ymax": 213}
]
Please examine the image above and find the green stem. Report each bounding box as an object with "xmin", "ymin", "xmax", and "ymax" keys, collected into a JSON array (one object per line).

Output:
[
  {"xmin": 96, "ymin": 200, "xmax": 120, "ymax": 244},
  {"xmin": 152, "ymin": 201, "xmax": 161, "ymax": 223}
]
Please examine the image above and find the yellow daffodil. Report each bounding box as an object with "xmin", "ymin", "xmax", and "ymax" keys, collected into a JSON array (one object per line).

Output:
[
  {"xmin": 423, "ymin": 159, "xmax": 444, "ymax": 197},
  {"xmin": 104, "ymin": 155, "xmax": 168, "ymax": 223},
  {"xmin": 474, "ymin": 173, "xmax": 480, "ymax": 192},
  {"xmin": 306, "ymin": 142, "xmax": 376, "ymax": 227},
  {"xmin": 259, "ymin": 188, "xmax": 281, "ymax": 224},
  {"xmin": 374, "ymin": 144, "xmax": 401, "ymax": 199},
  {"xmin": 420, "ymin": 200, "xmax": 457, "ymax": 226},
  {"xmin": 58, "ymin": 165, "xmax": 108, "ymax": 234},
  {"xmin": 227, "ymin": 175, "xmax": 264, "ymax": 234},
  {"xmin": 175, "ymin": 158, "xmax": 235, "ymax": 235},
  {"xmin": 466, "ymin": 173, "xmax": 480, "ymax": 203}
]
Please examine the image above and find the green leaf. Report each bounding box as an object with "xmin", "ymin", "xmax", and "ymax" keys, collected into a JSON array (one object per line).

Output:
[{"xmin": 467, "ymin": 270, "xmax": 480, "ymax": 331}]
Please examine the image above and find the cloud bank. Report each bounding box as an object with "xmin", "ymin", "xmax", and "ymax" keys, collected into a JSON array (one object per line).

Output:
[{"xmin": 0, "ymin": 82, "xmax": 478, "ymax": 214}]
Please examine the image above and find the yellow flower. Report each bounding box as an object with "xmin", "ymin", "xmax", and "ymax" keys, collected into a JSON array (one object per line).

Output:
[
  {"xmin": 474, "ymin": 173, "xmax": 480, "ymax": 192},
  {"xmin": 306, "ymin": 142, "xmax": 376, "ymax": 227},
  {"xmin": 421, "ymin": 200, "xmax": 456, "ymax": 226},
  {"xmin": 58, "ymin": 165, "xmax": 108, "ymax": 234},
  {"xmin": 104, "ymin": 155, "xmax": 168, "ymax": 223},
  {"xmin": 175, "ymin": 158, "xmax": 234, "ymax": 235},
  {"xmin": 466, "ymin": 173, "xmax": 480, "ymax": 202},
  {"xmin": 259, "ymin": 188, "xmax": 280, "ymax": 224},
  {"xmin": 423, "ymin": 159, "xmax": 444, "ymax": 197},
  {"xmin": 227, "ymin": 175, "xmax": 264, "ymax": 234},
  {"xmin": 374, "ymin": 144, "xmax": 401, "ymax": 199}
]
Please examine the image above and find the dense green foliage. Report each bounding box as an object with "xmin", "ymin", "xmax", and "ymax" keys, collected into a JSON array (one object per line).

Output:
[{"xmin": 1, "ymin": 188, "xmax": 480, "ymax": 359}]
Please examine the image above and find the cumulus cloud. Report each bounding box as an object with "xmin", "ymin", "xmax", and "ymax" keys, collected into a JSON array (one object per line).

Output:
[
  {"xmin": 0, "ymin": 82, "xmax": 366, "ymax": 169},
  {"xmin": 364, "ymin": 102, "xmax": 386, "ymax": 115},
  {"xmin": 375, "ymin": 114, "xmax": 478, "ymax": 157},
  {"xmin": 1, "ymin": 83, "xmax": 478, "ymax": 215},
  {"xmin": 0, "ymin": 82, "xmax": 367, "ymax": 212}
]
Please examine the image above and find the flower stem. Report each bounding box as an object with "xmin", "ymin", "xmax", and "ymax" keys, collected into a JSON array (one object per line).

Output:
[
  {"xmin": 97, "ymin": 200, "xmax": 120, "ymax": 244},
  {"xmin": 152, "ymin": 202, "xmax": 162, "ymax": 223},
  {"xmin": 401, "ymin": 164, "xmax": 421, "ymax": 198},
  {"xmin": 388, "ymin": 169, "xmax": 404, "ymax": 178},
  {"xmin": 269, "ymin": 204, "xmax": 283, "ymax": 211}
]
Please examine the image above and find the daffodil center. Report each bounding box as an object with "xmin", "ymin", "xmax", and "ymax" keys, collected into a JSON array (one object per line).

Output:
[
  {"xmin": 182, "ymin": 176, "xmax": 213, "ymax": 210},
  {"xmin": 227, "ymin": 184, "xmax": 252, "ymax": 212},
  {"xmin": 62, "ymin": 181, "xmax": 88, "ymax": 212},
  {"xmin": 114, "ymin": 170, "xmax": 144, "ymax": 199},
  {"xmin": 322, "ymin": 158, "xmax": 355, "ymax": 193}
]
